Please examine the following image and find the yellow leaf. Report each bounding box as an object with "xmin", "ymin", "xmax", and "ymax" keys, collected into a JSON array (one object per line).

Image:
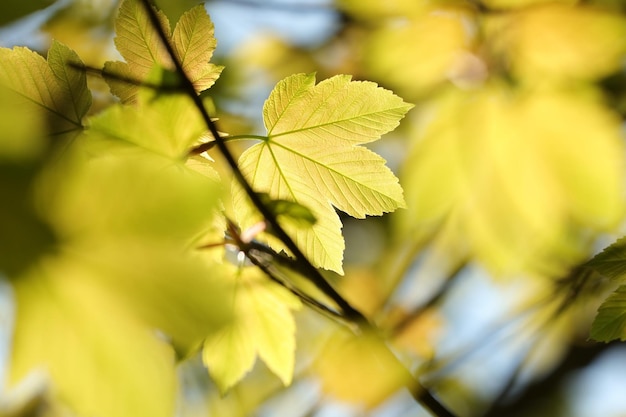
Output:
[
  {"xmin": 105, "ymin": 0, "xmax": 222, "ymax": 102},
  {"xmin": 172, "ymin": 5, "xmax": 223, "ymax": 92},
  {"xmin": 235, "ymin": 73, "xmax": 411, "ymax": 273},
  {"xmin": 364, "ymin": 8, "xmax": 475, "ymax": 99},
  {"xmin": 480, "ymin": 0, "xmax": 576, "ymax": 9},
  {"xmin": 202, "ymin": 267, "xmax": 302, "ymax": 393},
  {"xmin": 490, "ymin": 4, "xmax": 626, "ymax": 82},
  {"xmin": 10, "ymin": 255, "xmax": 177, "ymax": 417},
  {"xmin": 399, "ymin": 84, "xmax": 625, "ymax": 276},
  {"xmin": 313, "ymin": 328, "xmax": 412, "ymax": 408}
]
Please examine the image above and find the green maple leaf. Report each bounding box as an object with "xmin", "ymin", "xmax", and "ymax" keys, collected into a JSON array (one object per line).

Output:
[
  {"xmin": 202, "ymin": 267, "xmax": 302, "ymax": 393},
  {"xmin": 0, "ymin": 41, "xmax": 91, "ymax": 138},
  {"xmin": 586, "ymin": 236, "xmax": 626, "ymax": 280},
  {"xmin": 586, "ymin": 237, "xmax": 626, "ymax": 342},
  {"xmin": 105, "ymin": 0, "xmax": 223, "ymax": 102},
  {"xmin": 235, "ymin": 73, "xmax": 411, "ymax": 273},
  {"xmin": 591, "ymin": 285, "xmax": 626, "ymax": 342}
]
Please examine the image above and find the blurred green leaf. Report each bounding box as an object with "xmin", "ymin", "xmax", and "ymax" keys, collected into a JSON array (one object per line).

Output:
[
  {"xmin": 591, "ymin": 285, "xmax": 626, "ymax": 342},
  {"xmin": 257, "ymin": 192, "xmax": 317, "ymax": 228}
]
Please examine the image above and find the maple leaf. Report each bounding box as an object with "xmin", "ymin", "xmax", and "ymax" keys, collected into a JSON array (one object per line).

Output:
[
  {"xmin": 105, "ymin": 0, "xmax": 223, "ymax": 102},
  {"xmin": 234, "ymin": 73, "xmax": 412, "ymax": 273},
  {"xmin": 591, "ymin": 285, "xmax": 626, "ymax": 342},
  {"xmin": 202, "ymin": 267, "xmax": 302, "ymax": 393},
  {"xmin": 0, "ymin": 41, "xmax": 91, "ymax": 138}
]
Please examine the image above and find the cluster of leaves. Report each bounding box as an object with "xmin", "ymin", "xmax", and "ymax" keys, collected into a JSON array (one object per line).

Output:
[
  {"xmin": 224, "ymin": 0, "xmax": 626, "ymax": 410},
  {"xmin": 3, "ymin": 0, "xmax": 626, "ymax": 416},
  {"xmin": 0, "ymin": 1, "xmax": 417, "ymax": 416}
]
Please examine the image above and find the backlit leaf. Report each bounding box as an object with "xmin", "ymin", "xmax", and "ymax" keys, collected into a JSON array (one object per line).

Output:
[
  {"xmin": 0, "ymin": 41, "xmax": 91, "ymax": 137},
  {"xmin": 105, "ymin": 0, "xmax": 223, "ymax": 102},
  {"xmin": 235, "ymin": 73, "xmax": 411, "ymax": 273},
  {"xmin": 202, "ymin": 267, "xmax": 301, "ymax": 393},
  {"xmin": 591, "ymin": 285, "xmax": 626, "ymax": 342},
  {"xmin": 172, "ymin": 5, "xmax": 223, "ymax": 92}
]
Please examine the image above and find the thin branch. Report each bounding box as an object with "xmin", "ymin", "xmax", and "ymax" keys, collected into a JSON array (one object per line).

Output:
[
  {"xmin": 391, "ymin": 260, "xmax": 467, "ymax": 336},
  {"xmin": 138, "ymin": 1, "xmax": 457, "ymax": 415},
  {"xmin": 188, "ymin": 134, "xmax": 266, "ymax": 155},
  {"xmin": 76, "ymin": 63, "xmax": 185, "ymax": 93},
  {"xmin": 138, "ymin": 0, "xmax": 364, "ymax": 323}
]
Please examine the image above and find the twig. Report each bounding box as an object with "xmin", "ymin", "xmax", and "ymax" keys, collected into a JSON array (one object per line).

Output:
[{"xmin": 138, "ymin": 1, "xmax": 457, "ymax": 415}]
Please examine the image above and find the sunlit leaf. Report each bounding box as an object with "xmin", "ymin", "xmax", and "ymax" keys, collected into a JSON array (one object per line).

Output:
[
  {"xmin": 172, "ymin": 5, "xmax": 223, "ymax": 92},
  {"xmin": 113, "ymin": 0, "xmax": 172, "ymax": 70},
  {"xmin": 105, "ymin": 0, "xmax": 222, "ymax": 102},
  {"xmin": 202, "ymin": 267, "xmax": 301, "ymax": 393},
  {"xmin": 235, "ymin": 73, "xmax": 411, "ymax": 273},
  {"xmin": 591, "ymin": 285, "xmax": 626, "ymax": 342},
  {"xmin": 0, "ymin": 41, "xmax": 91, "ymax": 137}
]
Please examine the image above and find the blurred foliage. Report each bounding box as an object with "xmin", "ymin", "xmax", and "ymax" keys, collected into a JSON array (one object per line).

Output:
[{"xmin": 2, "ymin": 0, "xmax": 626, "ymax": 416}]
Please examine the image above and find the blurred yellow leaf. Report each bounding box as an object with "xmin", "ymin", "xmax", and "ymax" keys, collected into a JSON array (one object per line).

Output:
[
  {"xmin": 203, "ymin": 267, "xmax": 302, "ymax": 393},
  {"xmin": 480, "ymin": 0, "xmax": 576, "ymax": 9},
  {"xmin": 490, "ymin": 4, "xmax": 626, "ymax": 82},
  {"xmin": 337, "ymin": 0, "xmax": 428, "ymax": 19},
  {"xmin": 364, "ymin": 8, "xmax": 475, "ymax": 99},
  {"xmin": 399, "ymin": 84, "xmax": 625, "ymax": 276},
  {"xmin": 313, "ymin": 328, "xmax": 412, "ymax": 408},
  {"xmin": 10, "ymin": 255, "xmax": 177, "ymax": 417},
  {"xmin": 391, "ymin": 308, "xmax": 444, "ymax": 360}
]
